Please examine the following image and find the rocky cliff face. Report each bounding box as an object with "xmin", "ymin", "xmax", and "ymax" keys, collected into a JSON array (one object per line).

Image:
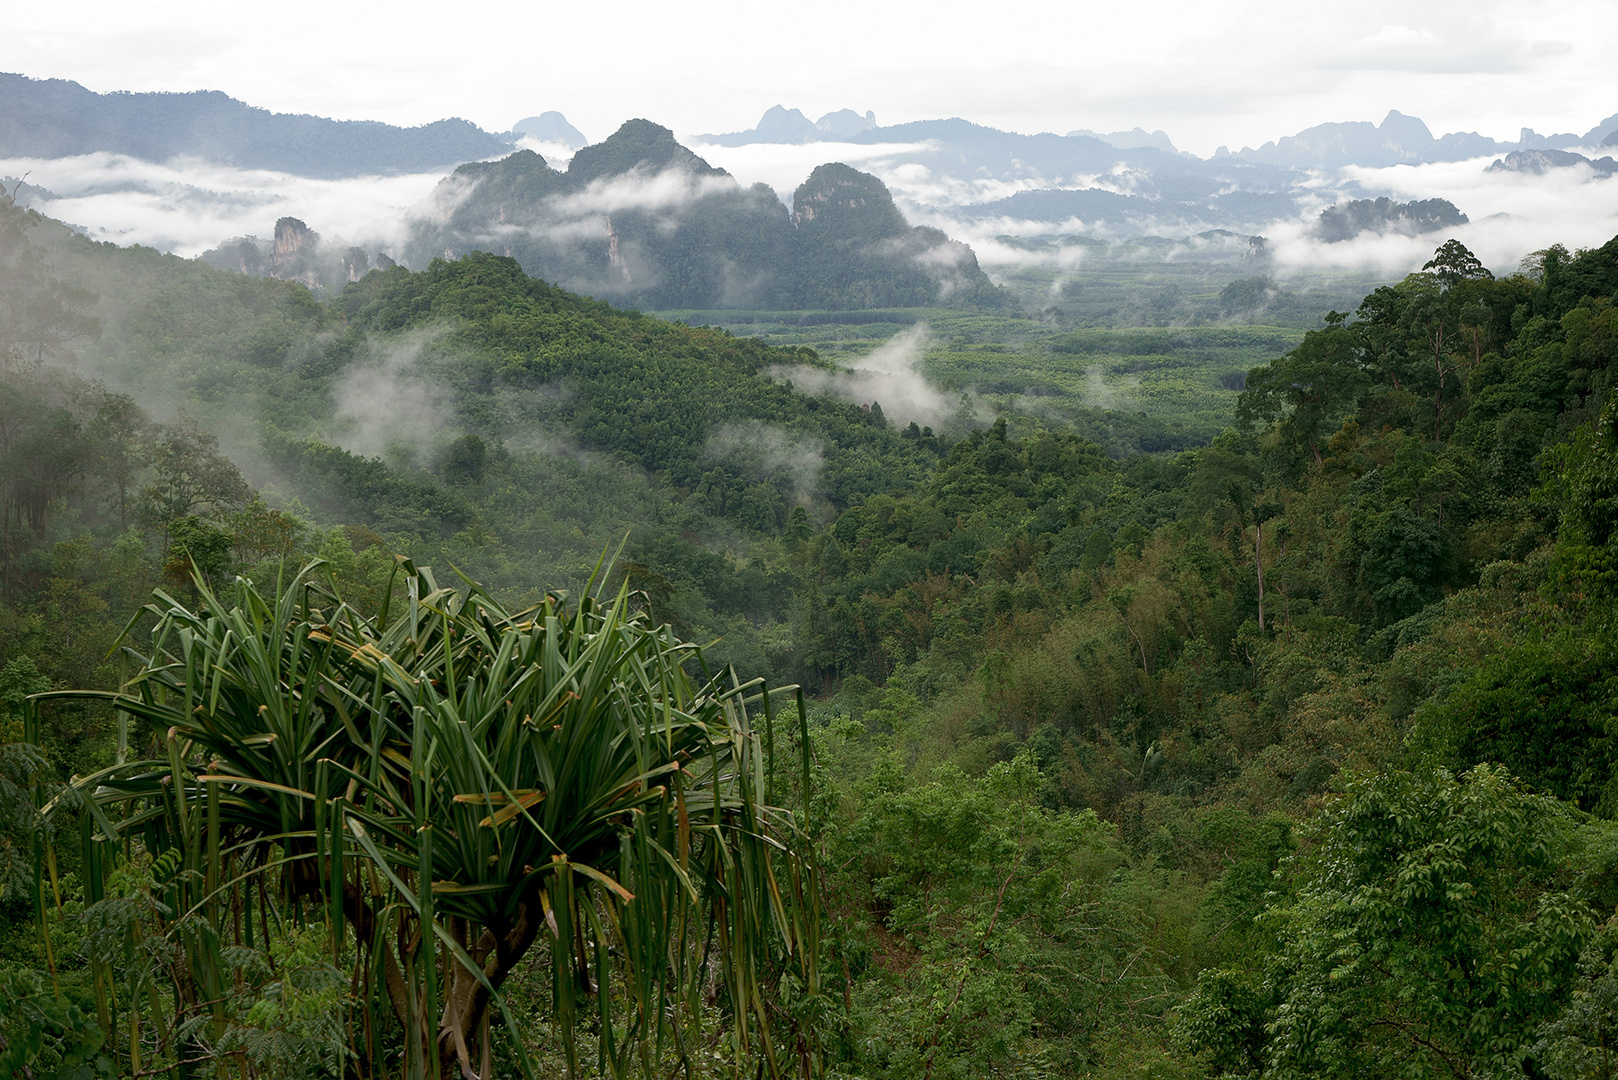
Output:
[
  {"xmin": 199, "ymin": 217, "xmax": 389, "ymax": 293},
  {"xmin": 272, "ymin": 217, "xmax": 315, "ymax": 269},
  {"xmin": 790, "ymin": 163, "xmax": 1002, "ymax": 310},
  {"xmin": 791, "ymin": 163, "xmax": 909, "ymax": 238}
]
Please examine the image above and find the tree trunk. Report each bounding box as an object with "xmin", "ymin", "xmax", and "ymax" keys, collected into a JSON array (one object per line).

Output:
[
  {"xmin": 433, "ymin": 903, "xmax": 542, "ymax": 1080},
  {"xmin": 1254, "ymin": 520, "xmax": 1265, "ymax": 632}
]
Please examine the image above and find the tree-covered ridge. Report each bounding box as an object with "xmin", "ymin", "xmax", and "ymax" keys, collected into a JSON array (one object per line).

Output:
[
  {"xmin": 404, "ymin": 121, "xmax": 1006, "ymax": 311},
  {"xmin": 785, "ymin": 233, "xmax": 1618, "ymax": 1077},
  {"xmin": 0, "ymin": 197, "xmax": 949, "ymax": 676},
  {"xmin": 330, "ymin": 251, "xmax": 939, "ymax": 508}
]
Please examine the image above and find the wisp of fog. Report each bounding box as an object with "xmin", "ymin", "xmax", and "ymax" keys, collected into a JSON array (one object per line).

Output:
[{"xmin": 770, "ymin": 326, "xmax": 959, "ymax": 429}]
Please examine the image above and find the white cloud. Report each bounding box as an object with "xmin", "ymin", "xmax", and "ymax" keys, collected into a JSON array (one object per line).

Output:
[
  {"xmin": 1266, "ymin": 157, "xmax": 1618, "ymax": 275},
  {"xmin": 705, "ymin": 421, "xmax": 824, "ymax": 505},
  {"xmin": 329, "ymin": 330, "xmax": 458, "ymax": 464},
  {"xmin": 1, "ymin": 151, "xmax": 445, "ymax": 257}
]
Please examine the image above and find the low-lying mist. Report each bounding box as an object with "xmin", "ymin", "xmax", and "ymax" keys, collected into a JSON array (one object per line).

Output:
[
  {"xmin": 1263, "ymin": 155, "xmax": 1618, "ymax": 274},
  {"xmin": 916, "ymin": 154, "xmax": 1618, "ymax": 281},
  {"xmin": 12, "ymin": 135, "xmax": 1618, "ymax": 302},
  {"xmin": 1, "ymin": 151, "xmax": 443, "ymax": 257},
  {"xmin": 705, "ymin": 421, "xmax": 825, "ymax": 505},
  {"xmin": 329, "ymin": 330, "xmax": 459, "ymax": 464},
  {"xmin": 770, "ymin": 326, "xmax": 961, "ymax": 429}
]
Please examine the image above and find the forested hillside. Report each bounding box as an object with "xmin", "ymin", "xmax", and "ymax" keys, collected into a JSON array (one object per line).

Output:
[{"xmin": 6, "ymin": 180, "xmax": 1618, "ymax": 1079}]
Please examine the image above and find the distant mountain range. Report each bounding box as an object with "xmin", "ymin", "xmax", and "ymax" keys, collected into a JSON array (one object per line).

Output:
[
  {"xmin": 1222, "ymin": 109, "xmax": 1618, "ymax": 169},
  {"xmin": 511, "ymin": 112, "xmax": 588, "ymax": 149},
  {"xmin": 0, "ymin": 72, "xmax": 513, "ymax": 178},
  {"xmin": 1486, "ymin": 148, "xmax": 1618, "ymax": 177},
  {"xmin": 697, "ymin": 105, "xmax": 879, "ymax": 145},
  {"xmin": 7, "ymin": 72, "xmax": 1618, "ymax": 306},
  {"xmin": 691, "ymin": 106, "xmax": 1618, "ymax": 238},
  {"xmin": 704, "ymin": 105, "xmax": 1618, "ymax": 169},
  {"xmin": 6, "ymin": 72, "xmax": 1612, "ymax": 185}
]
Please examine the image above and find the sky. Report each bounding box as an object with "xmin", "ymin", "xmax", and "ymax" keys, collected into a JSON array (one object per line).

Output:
[{"xmin": 5, "ymin": 0, "xmax": 1617, "ymax": 158}]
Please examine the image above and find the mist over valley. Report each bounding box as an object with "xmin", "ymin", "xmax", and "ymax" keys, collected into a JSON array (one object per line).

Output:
[{"xmin": 7, "ymin": 74, "xmax": 1618, "ymax": 298}]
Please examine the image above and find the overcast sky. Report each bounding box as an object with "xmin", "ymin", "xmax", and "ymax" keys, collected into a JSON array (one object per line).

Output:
[{"xmin": 5, "ymin": 0, "xmax": 1616, "ymax": 157}]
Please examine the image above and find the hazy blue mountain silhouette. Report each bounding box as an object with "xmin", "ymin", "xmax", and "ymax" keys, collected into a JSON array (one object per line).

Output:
[{"xmin": 0, "ymin": 72, "xmax": 510, "ymax": 177}]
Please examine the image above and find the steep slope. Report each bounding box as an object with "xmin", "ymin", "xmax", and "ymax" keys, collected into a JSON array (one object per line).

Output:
[
  {"xmin": 791, "ymin": 163, "xmax": 1002, "ymax": 308},
  {"xmin": 2, "ymin": 195, "xmax": 951, "ymax": 669}
]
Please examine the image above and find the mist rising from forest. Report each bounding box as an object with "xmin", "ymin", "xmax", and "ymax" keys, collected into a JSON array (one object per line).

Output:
[
  {"xmin": 329, "ymin": 330, "xmax": 460, "ymax": 463},
  {"xmin": 770, "ymin": 326, "xmax": 960, "ymax": 429},
  {"xmin": 705, "ymin": 422, "xmax": 825, "ymax": 506}
]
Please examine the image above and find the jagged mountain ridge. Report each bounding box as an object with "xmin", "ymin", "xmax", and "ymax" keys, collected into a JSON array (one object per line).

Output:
[
  {"xmin": 7, "ymin": 74, "xmax": 1616, "ymax": 262},
  {"xmin": 404, "ymin": 120, "xmax": 1004, "ymax": 310},
  {"xmin": 1227, "ymin": 109, "xmax": 1618, "ymax": 168},
  {"xmin": 704, "ymin": 104, "xmax": 1618, "ymax": 173},
  {"xmin": 698, "ymin": 107, "xmax": 1618, "ymax": 235},
  {"xmin": 697, "ymin": 115, "xmax": 1327, "ymax": 236},
  {"xmin": 1486, "ymin": 148, "xmax": 1618, "ymax": 177},
  {"xmin": 1231, "ymin": 110, "xmax": 1500, "ymax": 168}
]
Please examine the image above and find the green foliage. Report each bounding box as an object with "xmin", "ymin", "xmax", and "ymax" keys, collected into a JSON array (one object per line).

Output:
[
  {"xmin": 1237, "ymin": 316, "xmax": 1367, "ymax": 466},
  {"xmin": 1410, "ymin": 630, "xmax": 1618, "ymax": 813},
  {"xmin": 41, "ymin": 560, "xmax": 820, "ymax": 1079},
  {"xmin": 820, "ymin": 748, "xmax": 1175, "ymax": 1078},
  {"xmin": 211, "ymin": 925, "xmax": 350, "ymax": 1080},
  {"xmin": 1529, "ymin": 920, "xmax": 1618, "ymax": 1080},
  {"xmin": 1180, "ymin": 766, "xmax": 1603, "ymax": 1079},
  {"xmin": 0, "ymin": 965, "xmax": 115, "ymax": 1080}
]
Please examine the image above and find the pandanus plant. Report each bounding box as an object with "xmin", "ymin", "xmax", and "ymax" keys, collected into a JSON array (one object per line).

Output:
[{"xmin": 40, "ymin": 557, "xmax": 821, "ymax": 1080}]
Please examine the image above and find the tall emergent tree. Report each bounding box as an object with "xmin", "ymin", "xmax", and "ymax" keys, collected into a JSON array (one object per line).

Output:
[{"xmin": 36, "ymin": 558, "xmax": 821, "ymax": 1080}]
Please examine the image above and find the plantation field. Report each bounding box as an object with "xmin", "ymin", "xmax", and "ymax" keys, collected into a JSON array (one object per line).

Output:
[
  {"xmin": 983, "ymin": 237, "xmax": 1388, "ymax": 328},
  {"xmin": 659, "ymin": 241, "xmax": 1389, "ymax": 451},
  {"xmin": 657, "ymin": 307, "xmax": 1309, "ymax": 451}
]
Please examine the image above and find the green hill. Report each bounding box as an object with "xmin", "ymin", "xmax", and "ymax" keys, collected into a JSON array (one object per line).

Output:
[{"xmin": 0, "ymin": 196, "xmax": 942, "ymax": 674}]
